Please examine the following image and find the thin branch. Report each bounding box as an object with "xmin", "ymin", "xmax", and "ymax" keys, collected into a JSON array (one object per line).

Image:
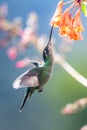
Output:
[
  {"xmin": 62, "ymin": 97, "xmax": 87, "ymax": 115},
  {"xmin": 63, "ymin": 0, "xmax": 74, "ymax": 5},
  {"xmin": 54, "ymin": 52, "xmax": 87, "ymax": 87}
]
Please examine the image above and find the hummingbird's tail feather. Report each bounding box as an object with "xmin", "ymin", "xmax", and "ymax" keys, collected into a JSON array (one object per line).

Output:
[{"xmin": 19, "ymin": 88, "xmax": 35, "ymax": 112}]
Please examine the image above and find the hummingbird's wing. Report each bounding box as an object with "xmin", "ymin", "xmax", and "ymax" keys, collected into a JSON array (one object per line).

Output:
[{"xmin": 13, "ymin": 69, "xmax": 40, "ymax": 89}]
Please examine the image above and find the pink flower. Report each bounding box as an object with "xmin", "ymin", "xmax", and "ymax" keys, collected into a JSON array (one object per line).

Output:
[
  {"xmin": 15, "ymin": 60, "xmax": 26, "ymax": 68},
  {"xmin": 7, "ymin": 47, "xmax": 17, "ymax": 60}
]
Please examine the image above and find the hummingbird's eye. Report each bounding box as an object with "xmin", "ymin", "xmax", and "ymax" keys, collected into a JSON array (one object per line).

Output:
[
  {"xmin": 45, "ymin": 50, "xmax": 47, "ymax": 54},
  {"xmin": 45, "ymin": 50, "xmax": 48, "ymax": 56},
  {"xmin": 43, "ymin": 46, "xmax": 49, "ymax": 62}
]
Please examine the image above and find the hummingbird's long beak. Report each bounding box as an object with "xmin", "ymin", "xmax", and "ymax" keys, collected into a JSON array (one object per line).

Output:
[{"xmin": 48, "ymin": 26, "xmax": 53, "ymax": 45}]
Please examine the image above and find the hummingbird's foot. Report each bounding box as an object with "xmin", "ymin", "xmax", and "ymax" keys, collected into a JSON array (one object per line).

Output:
[{"xmin": 38, "ymin": 88, "xmax": 43, "ymax": 92}]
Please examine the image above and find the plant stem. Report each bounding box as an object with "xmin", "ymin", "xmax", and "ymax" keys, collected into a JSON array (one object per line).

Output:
[{"xmin": 54, "ymin": 52, "xmax": 87, "ymax": 87}]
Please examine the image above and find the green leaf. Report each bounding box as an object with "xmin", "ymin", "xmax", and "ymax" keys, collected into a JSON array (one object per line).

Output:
[{"xmin": 81, "ymin": 3, "xmax": 87, "ymax": 17}]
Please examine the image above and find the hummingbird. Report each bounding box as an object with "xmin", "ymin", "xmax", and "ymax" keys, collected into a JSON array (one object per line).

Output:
[{"xmin": 13, "ymin": 26, "xmax": 54, "ymax": 111}]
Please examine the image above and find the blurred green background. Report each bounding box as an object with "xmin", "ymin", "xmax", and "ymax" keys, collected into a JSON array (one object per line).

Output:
[{"xmin": 0, "ymin": 0, "xmax": 87, "ymax": 130}]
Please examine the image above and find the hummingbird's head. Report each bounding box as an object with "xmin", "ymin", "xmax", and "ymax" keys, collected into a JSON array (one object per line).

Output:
[
  {"xmin": 43, "ymin": 26, "xmax": 53, "ymax": 63},
  {"xmin": 43, "ymin": 44, "xmax": 49, "ymax": 62}
]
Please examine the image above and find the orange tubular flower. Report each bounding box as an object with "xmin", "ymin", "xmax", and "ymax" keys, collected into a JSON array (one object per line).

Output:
[
  {"xmin": 61, "ymin": 9, "xmax": 70, "ymax": 26},
  {"xmin": 59, "ymin": 8, "xmax": 73, "ymax": 36},
  {"xmin": 50, "ymin": 0, "xmax": 84, "ymax": 41},
  {"xmin": 73, "ymin": 9, "xmax": 84, "ymax": 32},
  {"xmin": 69, "ymin": 9, "xmax": 84, "ymax": 40},
  {"xmin": 59, "ymin": 26, "xmax": 70, "ymax": 37},
  {"xmin": 69, "ymin": 31, "xmax": 79, "ymax": 40},
  {"xmin": 50, "ymin": 0, "xmax": 63, "ymax": 27},
  {"xmin": 59, "ymin": 8, "xmax": 84, "ymax": 40}
]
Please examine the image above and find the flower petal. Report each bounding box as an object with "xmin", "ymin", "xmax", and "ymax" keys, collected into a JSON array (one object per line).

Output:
[{"xmin": 50, "ymin": 0, "xmax": 63, "ymax": 27}]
